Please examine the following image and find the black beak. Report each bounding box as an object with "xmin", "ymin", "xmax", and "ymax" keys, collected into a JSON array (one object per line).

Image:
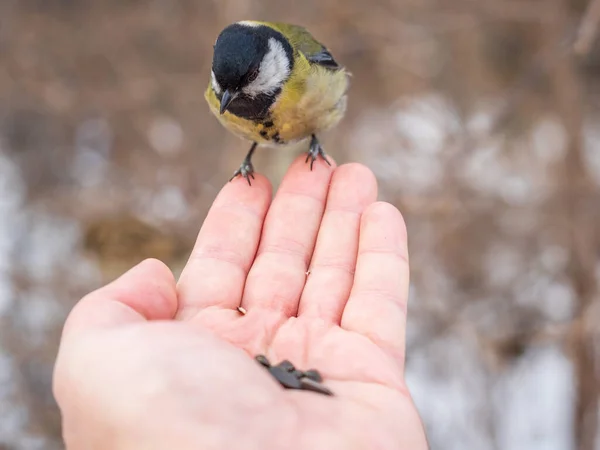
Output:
[{"xmin": 220, "ymin": 89, "xmax": 237, "ymax": 115}]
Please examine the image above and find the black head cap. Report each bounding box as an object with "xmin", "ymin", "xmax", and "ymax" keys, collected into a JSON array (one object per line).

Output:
[{"xmin": 212, "ymin": 23, "xmax": 293, "ymax": 92}]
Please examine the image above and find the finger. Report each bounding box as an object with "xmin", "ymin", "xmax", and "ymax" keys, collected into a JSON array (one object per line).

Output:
[
  {"xmin": 341, "ymin": 202, "xmax": 410, "ymax": 363},
  {"xmin": 298, "ymin": 163, "xmax": 378, "ymax": 322},
  {"xmin": 62, "ymin": 258, "xmax": 178, "ymax": 338},
  {"xmin": 241, "ymin": 155, "xmax": 335, "ymax": 317},
  {"xmin": 176, "ymin": 174, "xmax": 272, "ymax": 319}
]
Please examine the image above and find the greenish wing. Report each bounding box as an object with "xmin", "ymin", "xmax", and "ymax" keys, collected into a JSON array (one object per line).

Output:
[{"xmin": 272, "ymin": 23, "xmax": 341, "ymax": 70}]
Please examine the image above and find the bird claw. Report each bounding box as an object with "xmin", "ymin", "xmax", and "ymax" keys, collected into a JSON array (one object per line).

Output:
[
  {"xmin": 230, "ymin": 161, "xmax": 256, "ymax": 185},
  {"xmin": 306, "ymin": 135, "xmax": 331, "ymax": 171}
]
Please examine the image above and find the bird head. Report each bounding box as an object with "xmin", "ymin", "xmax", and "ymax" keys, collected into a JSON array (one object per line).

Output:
[{"xmin": 211, "ymin": 22, "xmax": 294, "ymax": 119}]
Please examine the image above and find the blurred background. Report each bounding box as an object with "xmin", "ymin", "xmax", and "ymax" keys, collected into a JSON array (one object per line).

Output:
[{"xmin": 0, "ymin": 0, "xmax": 599, "ymax": 448}]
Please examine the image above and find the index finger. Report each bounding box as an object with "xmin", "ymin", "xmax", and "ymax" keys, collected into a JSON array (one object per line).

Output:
[{"xmin": 176, "ymin": 174, "xmax": 272, "ymax": 320}]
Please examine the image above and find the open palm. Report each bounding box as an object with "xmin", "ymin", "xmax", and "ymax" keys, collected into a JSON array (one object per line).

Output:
[{"xmin": 54, "ymin": 156, "xmax": 427, "ymax": 450}]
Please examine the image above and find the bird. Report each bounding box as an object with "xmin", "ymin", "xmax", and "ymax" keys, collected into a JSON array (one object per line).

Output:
[{"xmin": 205, "ymin": 21, "xmax": 350, "ymax": 185}]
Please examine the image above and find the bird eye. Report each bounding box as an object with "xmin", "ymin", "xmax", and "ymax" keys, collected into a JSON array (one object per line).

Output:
[{"xmin": 247, "ymin": 68, "xmax": 259, "ymax": 83}]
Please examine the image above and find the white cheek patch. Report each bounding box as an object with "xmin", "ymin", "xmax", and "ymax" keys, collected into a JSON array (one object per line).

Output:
[
  {"xmin": 211, "ymin": 70, "xmax": 222, "ymax": 94},
  {"xmin": 243, "ymin": 38, "xmax": 290, "ymax": 98}
]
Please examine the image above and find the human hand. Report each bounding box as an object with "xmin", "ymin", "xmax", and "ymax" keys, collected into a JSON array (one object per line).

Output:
[{"xmin": 53, "ymin": 156, "xmax": 428, "ymax": 450}]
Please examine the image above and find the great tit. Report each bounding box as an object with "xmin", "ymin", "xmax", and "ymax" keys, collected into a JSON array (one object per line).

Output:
[{"xmin": 205, "ymin": 21, "xmax": 350, "ymax": 184}]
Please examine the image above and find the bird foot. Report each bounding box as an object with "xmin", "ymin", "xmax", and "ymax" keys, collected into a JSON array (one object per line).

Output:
[
  {"xmin": 230, "ymin": 159, "xmax": 256, "ymax": 186},
  {"xmin": 305, "ymin": 135, "xmax": 332, "ymax": 170}
]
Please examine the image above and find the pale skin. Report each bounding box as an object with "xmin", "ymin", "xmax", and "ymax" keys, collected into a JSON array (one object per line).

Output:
[{"xmin": 53, "ymin": 156, "xmax": 429, "ymax": 450}]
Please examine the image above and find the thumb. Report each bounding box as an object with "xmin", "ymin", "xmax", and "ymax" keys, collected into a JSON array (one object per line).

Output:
[{"xmin": 61, "ymin": 258, "xmax": 178, "ymax": 338}]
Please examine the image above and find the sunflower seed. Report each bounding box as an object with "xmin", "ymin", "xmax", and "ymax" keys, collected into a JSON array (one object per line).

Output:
[
  {"xmin": 254, "ymin": 355, "xmax": 333, "ymax": 395},
  {"xmin": 302, "ymin": 369, "xmax": 323, "ymax": 383},
  {"xmin": 277, "ymin": 360, "xmax": 295, "ymax": 372},
  {"xmin": 269, "ymin": 366, "xmax": 302, "ymax": 389},
  {"xmin": 299, "ymin": 377, "xmax": 333, "ymax": 396},
  {"xmin": 255, "ymin": 354, "xmax": 271, "ymax": 368}
]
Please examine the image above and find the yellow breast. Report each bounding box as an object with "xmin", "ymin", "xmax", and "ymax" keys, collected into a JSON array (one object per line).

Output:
[{"xmin": 205, "ymin": 54, "xmax": 349, "ymax": 145}]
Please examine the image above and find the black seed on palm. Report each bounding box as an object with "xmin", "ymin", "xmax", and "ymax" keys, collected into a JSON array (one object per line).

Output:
[
  {"xmin": 255, "ymin": 355, "xmax": 271, "ymax": 368},
  {"xmin": 278, "ymin": 360, "xmax": 295, "ymax": 372},
  {"xmin": 303, "ymin": 369, "xmax": 323, "ymax": 383},
  {"xmin": 269, "ymin": 366, "xmax": 303, "ymax": 389},
  {"xmin": 299, "ymin": 378, "xmax": 333, "ymax": 396}
]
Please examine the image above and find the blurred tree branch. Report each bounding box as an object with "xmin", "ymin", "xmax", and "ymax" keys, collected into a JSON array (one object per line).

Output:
[
  {"xmin": 550, "ymin": 2, "xmax": 600, "ymax": 449},
  {"xmin": 574, "ymin": 0, "xmax": 600, "ymax": 56}
]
